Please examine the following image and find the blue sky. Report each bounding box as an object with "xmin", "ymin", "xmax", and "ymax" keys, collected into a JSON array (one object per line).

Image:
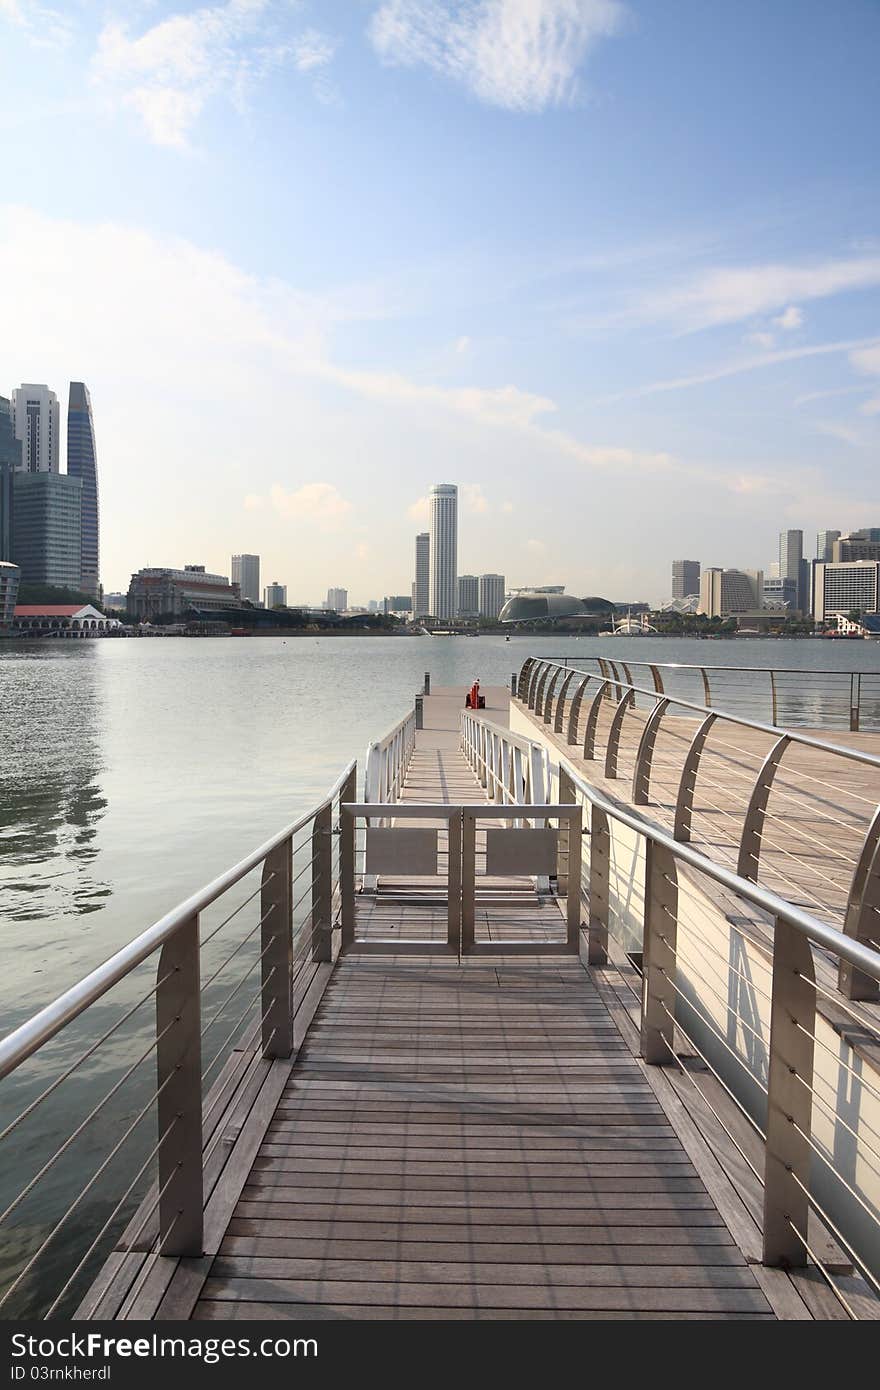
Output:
[{"xmin": 1, "ymin": 0, "xmax": 879, "ymax": 601}]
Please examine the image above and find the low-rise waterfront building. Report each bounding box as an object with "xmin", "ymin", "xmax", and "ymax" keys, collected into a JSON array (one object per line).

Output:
[
  {"xmin": 0, "ymin": 560, "xmax": 21, "ymax": 627},
  {"xmin": 127, "ymin": 565, "xmax": 240, "ymax": 620},
  {"xmin": 12, "ymin": 602, "xmax": 121, "ymax": 636}
]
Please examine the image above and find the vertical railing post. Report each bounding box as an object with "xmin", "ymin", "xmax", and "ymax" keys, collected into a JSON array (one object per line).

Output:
[
  {"xmin": 415, "ymin": 694, "xmax": 424, "ymax": 729},
  {"xmin": 311, "ymin": 802, "xmax": 334, "ymax": 962},
  {"xmin": 640, "ymin": 841, "xmax": 678, "ymax": 1066},
  {"xmin": 588, "ymin": 804, "xmax": 610, "ymax": 966},
  {"xmin": 511, "ymin": 672, "xmax": 517, "ymax": 695},
  {"xmin": 449, "ymin": 811, "xmax": 463, "ymax": 956},
  {"xmin": 340, "ymin": 768, "xmax": 357, "ymax": 951},
  {"xmin": 424, "ymin": 670, "xmax": 431, "ymax": 695},
  {"xmin": 557, "ymin": 766, "xmax": 574, "ymax": 896},
  {"xmin": 851, "ymin": 673, "xmax": 860, "ymax": 732},
  {"xmin": 261, "ymin": 836, "xmax": 293, "ymax": 1058},
  {"xmin": 564, "ymin": 804, "xmax": 582, "ymax": 953},
  {"xmin": 156, "ymin": 914, "xmax": 203, "ymax": 1255},
  {"xmin": 769, "ymin": 670, "xmax": 778, "ymax": 727},
  {"xmin": 762, "ymin": 916, "xmax": 816, "ymax": 1268}
]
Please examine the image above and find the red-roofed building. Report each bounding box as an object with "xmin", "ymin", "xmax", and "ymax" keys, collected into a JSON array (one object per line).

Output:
[{"xmin": 13, "ymin": 602, "xmax": 121, "ymax": 636}]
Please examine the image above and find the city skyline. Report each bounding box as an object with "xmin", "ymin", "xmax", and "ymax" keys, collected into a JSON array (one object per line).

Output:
[{"xmin": 2, "ymin": 3, "xmax": 879, "ymax": 601}]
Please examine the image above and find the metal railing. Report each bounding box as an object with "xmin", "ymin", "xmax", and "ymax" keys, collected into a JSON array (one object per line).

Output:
[
  {"xmin": 461, "ymin": 707, "xmax": 880, "ymax": 1315},
  {"xmin": 538, "ymin": 654, "xmax": 880, "ymax": 732},
  {"xmin": 515, "ymin": 657, "xmax": 880, "ymax": 993},
  {"xmin": 364, "ymin": 706, "xmax": 417, "ymax": 806},
  {"xmin": 0, "ymin": 759, "xmax": 357, "ymax": 1320}
]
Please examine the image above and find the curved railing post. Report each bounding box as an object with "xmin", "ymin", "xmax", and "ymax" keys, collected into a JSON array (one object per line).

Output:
[
  {"xmin": 763, "ymin": 916, "xmax": 816, "ymax": 1267},
  {"xmin": 528, "ymin": 661, "xmax": 546, "ymax": 709},
  {"xmin": 673, "ymin": 712, "xmax": 718, "ymax": 842},
  {"xmin": 542, "ymin": 669, "xmax": 560, "ymax": 724},
  {"xmin": 554, "ymin": 671, "xmax": 576, "ymax": 733},
  {"xmin": 769, "ymin": 670, "xmax": 778, "ymax": 727},
  {"xmin": 566, "ymin": 676, "xmax": 590, "ymax": 745},
  {"xmin": 632, "ymin": 697, "xmax": 670, "ymax": 804},
  {"xmin": 737, "ymin": 735, "xmax": 791, "ymax": 882},
  {"xmin": 649, "ymin": 665, "xmax": 664, "ymax": 694},
  {"xmin": 517, "ymin": 659, "xmax": 534, "ymax": 702},
  {"xmin": 156, "ymin": 915, "xmax": 203, "ymax": 1256},
  {"xmin": 641, "ymin": 841, "xmax": 678, "ymax": 1066},
  {"xmin": 533, "ymin": 663, "xmax": 552, "ymax": 714},
  {"xmin": 839, "ymin": 807, "xmax": 880, "ymax": 1001},
  {"xmin": 605, "ymin": 689, "xmax": 636, "ymax": 778},
  {"xmin": 700, "ymin": 667, "xmax": 711, "ymax": 706},
  {"xmin": 583, "ymin": 680, "xmax": 611, "ymax": 760}
]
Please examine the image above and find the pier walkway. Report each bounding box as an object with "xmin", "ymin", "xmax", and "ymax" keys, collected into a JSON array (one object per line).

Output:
[
  {"xmin": 72, "ymin": 685, "xmax": 876, "ymax": 1321},
  {"xmin": 189, "ymin": 688, "xmax": 781, "ymax": 1320}
]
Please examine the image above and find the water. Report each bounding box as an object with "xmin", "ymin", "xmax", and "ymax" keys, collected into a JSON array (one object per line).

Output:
[
  {"xmin": 1, "ymin": 631, "xmax": 878, "ymax": 1314},
  {"xmin": 2, "ymin": 632, "xmax": 879, "ymax": 1022}
]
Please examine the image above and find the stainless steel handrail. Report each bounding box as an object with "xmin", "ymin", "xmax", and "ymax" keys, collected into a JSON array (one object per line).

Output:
[
  {"xmin": 461, "ymin": 707, "xmax": 880, "ymax": 1310},
  {"xmin": 516, "ymin": 657, "xmax": 880, "ymax": 993},
  {"xmin": 0, "ymin": 758, "xmax": 356, "ymax": 1080}
]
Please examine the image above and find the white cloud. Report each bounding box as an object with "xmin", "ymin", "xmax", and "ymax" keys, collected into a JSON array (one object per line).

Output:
[
  {"xmin": 408, "ymin": 495, "xmax": 430, "ymax": 520},
  {"xmin": 369, "ymin": 0, "xmax": 624, "ymax": 112},
  {"xmin": 773, "ymin": 305, "xmax": 803, "ymax": 331},
  {"xmin": 455, "ymin": 335, "xmax": 471, "ymax": 354},
  {"xmin": 525, "ymin": 538, "xmax": 545, "ymax": 553},
  {"xmin": 745, "ymin": 331, "xmax": 775, "ymax": 350},
  {"xmin": 1, "ymin": 0, "xmax": 74, "ymax": 46},
  {"xmin": 461, "ymin": 482, "xmax": 489, "ymax": 512},
  {"xmin": 638, "ymin": 256, "xmax": 880, "ymax": 332},
  {"xmin": 91, "ymin": 2, "xmax": 339, "ymax": 147},
  {"xmin": 267, "ymin": 482, "xmax": 352, "ymax": 529},
  {"xmin": 850, "ymin": 344, "xmax": 880, "ymax": 416},
  {"xmin": 243, "ymin": 492, "xmax": 264, "ymax": 510}
]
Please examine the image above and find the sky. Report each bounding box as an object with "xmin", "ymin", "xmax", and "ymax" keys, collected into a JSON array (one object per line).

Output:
[{"xmin": 1, "ymin": 0, "xmax": 878, "ymax": 604}]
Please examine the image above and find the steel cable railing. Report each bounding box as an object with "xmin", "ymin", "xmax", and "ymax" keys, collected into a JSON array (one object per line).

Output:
[
  {"xmin": 0, "ymin": 755, "xmax": 358, "ymax": 1319},
  {"xmin": 460, "ymin": 707, "xmax": 880, "ymax": 1313},
  {"xmin": 516, "ymin": 657, "xmax": 880, "ymax": 981}
]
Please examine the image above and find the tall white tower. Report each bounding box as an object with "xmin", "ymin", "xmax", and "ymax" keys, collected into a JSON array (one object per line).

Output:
[
  {"xmin": 429, "ymin": 484, "xmax": 457, "ymax": 621},
  {"xmin": 11, "ymin": 384, "xmax": 60, "ymax": 473}
]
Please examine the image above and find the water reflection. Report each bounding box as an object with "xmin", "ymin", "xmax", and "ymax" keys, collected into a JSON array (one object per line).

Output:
[{"xmin": 0, "ymin": 644, "xmax": 109, "ymax": 923}]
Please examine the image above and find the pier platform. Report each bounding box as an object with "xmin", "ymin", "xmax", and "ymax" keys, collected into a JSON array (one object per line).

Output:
[{"xmin": 80, "ymin": 685, "xmax": 866, "ymax": 1322}]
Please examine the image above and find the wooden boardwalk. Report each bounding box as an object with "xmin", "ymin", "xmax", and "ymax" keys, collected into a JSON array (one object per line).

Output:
[{"xmin": 190, "ymin": 687, "xmax": 780, "ymax": 1320}]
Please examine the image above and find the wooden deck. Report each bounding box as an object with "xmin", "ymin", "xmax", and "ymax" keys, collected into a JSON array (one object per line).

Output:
[{"xmin": 84, "ymin": 684, "xmax": 863, "ymax": 1322}]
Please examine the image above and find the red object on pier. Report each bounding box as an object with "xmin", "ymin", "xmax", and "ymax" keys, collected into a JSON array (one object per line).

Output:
[{"xmin": 465, "ymin": 680, "xmax": 486, "ymax": 710}]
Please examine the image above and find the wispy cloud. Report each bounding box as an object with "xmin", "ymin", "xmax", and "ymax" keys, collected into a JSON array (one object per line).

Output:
[
  {"xmin": 369, "ymin": 0, "xmax": 624, "ymax": 112},
  {"xmin": 1, "ymin": 0, "xmax": 74, "ymax": 47},
  {"xmin": 91, "ymin": 1, "xmax": 338, "ymax": 147},
  {"xmin": 636, "ymin": 256, "xmax": 880, "ymax": 332},
  {"xmin": 850, "ymin": 343, "xmax": 880, "ymax": 415},
  {"xmin": 598, "ymin": 335, "xmax": 880, "ymax": 402},
  {"xmin": 264, "ymin": 482, "xmax": 353, "ymax": 529}
]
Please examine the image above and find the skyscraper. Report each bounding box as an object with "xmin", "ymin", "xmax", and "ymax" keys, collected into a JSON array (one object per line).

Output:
[
  {"xmin": 264, "ymin": 582, "xmax": 287, "ymax": 610},
  {"xmin": 232, "ymin": 554, "xmax": 260, "ymax": 603},
  {"xmin": 11, "ymin": 384, "xmax": 59, "ymax": 473},
  {"xmin": 817, "ymin": 530, "xmax": 840, "ymax": 562},
  {"xmin": 479, "ymin": 573, "xmax": 506, "ymax": 620},
  {"xmin": 413, "ymin": 532, "xmax": 430, "ymax": 617},
  {"xmin": 429, "ymin": 484, "xmax": 457, "ymax": 621},
  {"xmin": 67, "ymin": 383, "xmax": 100, "ymax": 597},
  {"xmin": 778, "ymin": 529, "xmax": 806, "ymax": 614},
  {"xmin": 0, "ymin": 397, "xmax": 22, "ymax": 562},
  {"xmin": 671, "ymin": 560, "xmax": 700, "ymax": 600},
  {"xmin": 457, "ymin": 574, "xmax": 479, "ymax": 617},
  {"xmin": 12, "ymin": 472, "xmax": 83, "ymax": 588},
  {"xmin": 327, "ymin": 587, "xmax": 348, "ymax": 612}
]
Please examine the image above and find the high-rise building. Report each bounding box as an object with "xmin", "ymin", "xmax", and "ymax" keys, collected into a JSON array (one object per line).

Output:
[
  {"xmin": 0, "ymin": 560, "xmax": 20, "ymax": 627},
  {"xmin": 232, "ymin": 554, "xmax": 260, "ymax": 603},
  {"xmin": 429, "ymin": 484, "xmax": 457, "ymax": 621},
  {"xmin": 414, "ymin": 532, "xmax": 430, "ymax": 617},
  {"xmin": 813, "ymin": 562, "xmax": 880, "ymax": 622},
  {"xmin": 66, "ymin": 383, "xmax": 100, "ymax": 597},
  {"xmin": 833, "ymin": 532, "xmax": 880, "ymax": 563},
  {"xmin": 0, "ymin": 397, "xmax": 21, "ymax": 563},
  {"xmin": 479, "ymin": 573, "xmax": 506, "ymax": 620},
  {"xmin": 698, "ymin": 568, "xmax": 764, "ymax": 617},
  {"xmin": 10, "ymin": 384, "xmax": 60, "ymax": 473},
  {"xmin": 817, "ymin": 530, "xmax": 840, "ymax": 562},
  {"xmin": 671, "ymin": 560, "xmax": 700, "ymax": 601},
  {"xmin": 264, "ymin": 581, "xmax": 287, "ymax": 610},
  {"xmin": 457, "ymin": 574, "xmax": 479, "ymax": 617},
  {"xmin": 327, "ymin": 587, "xmax": 348, "ymax": 612},
  {"xmin": 11, "ymin": 472, "xmax": 83, "ymax": 588},
  {"xmin": 778, "ymin": 529, "xmax": 807, "ymax": 612}
]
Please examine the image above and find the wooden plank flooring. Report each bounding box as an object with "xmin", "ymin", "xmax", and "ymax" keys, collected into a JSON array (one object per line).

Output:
[
  {"xmin": 193, "ymin": 954, "xmax": 774, "ymax": 1319},
  {"xmin": 191, "ymin": 687, "xmax": 776, "ymax": 1321}
]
